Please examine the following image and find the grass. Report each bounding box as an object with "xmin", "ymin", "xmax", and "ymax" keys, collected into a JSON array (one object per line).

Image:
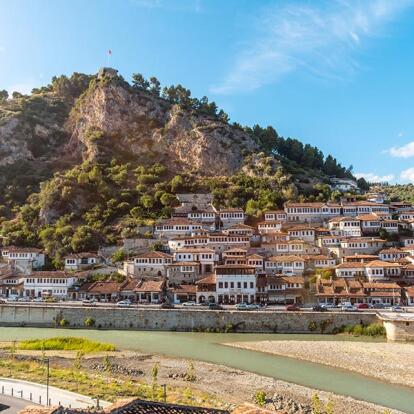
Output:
[
  {"xmin": 17, "ymin": 337, "xmax": 116, "ymax": 353},
  {"xmin": 0, "ymin": 357, "xmax": 225, "ymax": 409}
]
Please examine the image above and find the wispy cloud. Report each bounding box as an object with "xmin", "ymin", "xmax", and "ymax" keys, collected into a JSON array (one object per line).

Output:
[
  {"xmin": 387, "ymin": 141, "xmax": 414, "ymax": 158},
  {"xmin": 355, "ymin": 172, "xmax": 394, "ymax": 182},
  {"xmin": 211, "ymin": 0, "xmax": 413, "ymax": 94},
  {"xmin": 401, "ymin": 168, "xmax": 414, "ymax": 182}
]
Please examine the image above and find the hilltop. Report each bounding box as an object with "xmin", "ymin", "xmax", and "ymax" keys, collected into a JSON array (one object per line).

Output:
[{"xmin": 0, "ymin": 68, "xmax": 360, "ymax": 264}]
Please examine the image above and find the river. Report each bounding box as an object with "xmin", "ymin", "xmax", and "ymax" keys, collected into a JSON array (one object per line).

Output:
[{"xmin": 0, "ymin": 327, "xmax": 413, "ymax": 413}]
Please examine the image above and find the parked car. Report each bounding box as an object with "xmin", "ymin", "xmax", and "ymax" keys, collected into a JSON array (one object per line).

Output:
[
  {"xmin": 286, "ymin": 304, "xmax": 300, "ymax": 311},
  {"xmin": 32, "ymin": 297, "xmax": 44, "ymax": 303},
  {"xmin": 0, "ymin": 299, "xmax": 6, "ymax": 304},
  {"xmin": 320, "ymin": 303, "xmax": 336, "ymax": 309},
  {"xmin": 372, "ymin": 303, "xmax": 386, "ymax": 309},
  {"xmin": 208, "ymin": 303, "xmax": 223, "ymax": 310},
  {"xmin": 82, "ymin": 299, "xmax": 97, "ymax": 307},
  {"xmin": 182, "ymin": 301, "xmax": 196, "ymax": 307},
  {"xmin": 312, "ymin": 305, "xmax": 328, "ymax": 312},
  {"xmin": 117, "ymin": 300, "xmax": 131, "ymax": 308},
  {"xmin": 17, "ymin": 297, "xmax": 29, "ymax": 302},
  {"xmin": 161, "ymin": 302, "xmax": 175, "ymax": 309},
  {"xmin": 247, "ymin": 304, "xmax": 261, "ymax": 310},
  {"xmin": 235, "ymin": 303, "xmax": 249, "ymax": 310},
  {"xmin": 357, "ymin": 303, "xmax": 369, "ymax": 309},
  {"xmin": 391, "ymin": 305, "xmax": 405, "ymax": 313},
  {"xmin": 341, "ymin": 303, "xmax": 357, "ymax": 312}
]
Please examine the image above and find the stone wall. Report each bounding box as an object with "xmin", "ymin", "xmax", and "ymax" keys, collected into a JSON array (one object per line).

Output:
[
  {"xmin": 0, "ymin": 305, "xmax": 378, "ymax": 333},
  {"xmin": 382, "ymin": 319, "xmax": 414, "ymax": 342}
]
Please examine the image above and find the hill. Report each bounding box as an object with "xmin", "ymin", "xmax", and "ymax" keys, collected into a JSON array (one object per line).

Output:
[{"xmin": 0, "ymin": 68, "xmax": 358, "ymax": 266}]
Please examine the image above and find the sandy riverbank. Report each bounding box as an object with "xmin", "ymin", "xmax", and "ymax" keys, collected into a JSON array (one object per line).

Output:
[
  {"xmin": 2, "ymin": 348, "xmax": 406, "ymax": 414},
  {"xmin": 225, "ymin": 340, "xmax": 414, "ymax": 388}
]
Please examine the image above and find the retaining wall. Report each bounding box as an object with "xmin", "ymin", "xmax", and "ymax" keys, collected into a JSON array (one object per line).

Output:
[{"xmin": 0, "ymin": 305, "xmax": 378, "ymax": 333}]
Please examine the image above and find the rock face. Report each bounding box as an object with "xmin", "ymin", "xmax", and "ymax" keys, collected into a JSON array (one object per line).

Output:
[{"xmin": 66, "ymin": 80, "xmax": 258, "ymax": 175}]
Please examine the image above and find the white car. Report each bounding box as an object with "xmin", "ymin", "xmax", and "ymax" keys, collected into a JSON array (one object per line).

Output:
[
  {"xmin": 117, "ymin": 300, "xmax": 132, "ymax": 308},
  {"xmin": 32, "ymin": 297, "xmax": 44, "ymax": 303},
  {"xmin": 341, "ymin": 303, "xmax": 357, "ymax": 312},
  {"xmin": 82, "ymin": 299, "xmax": 97, "ymax": 307},
  {"xmin": 182, "ymin": 301, "xmax": 196, "ymax": 307}
]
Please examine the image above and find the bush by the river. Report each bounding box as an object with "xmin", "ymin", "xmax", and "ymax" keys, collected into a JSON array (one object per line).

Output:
[{"xmin": 338, "ymin": 323, "xmax": 386, "ymax": 337}]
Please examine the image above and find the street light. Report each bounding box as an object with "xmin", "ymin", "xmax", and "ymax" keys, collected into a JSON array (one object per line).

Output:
[{"xmin": 44, "ymin": 358, "xmax": 50, "ymax": 406}]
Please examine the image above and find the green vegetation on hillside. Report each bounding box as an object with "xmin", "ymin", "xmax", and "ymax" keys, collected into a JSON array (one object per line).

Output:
[
  {"xmin": 0, "ymin": 69, "xmax": 360, "ymax": 267},
  {"xmin": 376, "ymin": 184, "xmax": 414, "ymax": 204},
  {"xmin": 18, "ymin": 337, "xmax": 115, "ymax": 353}
]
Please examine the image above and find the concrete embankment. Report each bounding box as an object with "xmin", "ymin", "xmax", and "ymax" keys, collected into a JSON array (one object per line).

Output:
[{"xmin": 0, "ymin": 305, "xmax": 378, "ymax": 333}]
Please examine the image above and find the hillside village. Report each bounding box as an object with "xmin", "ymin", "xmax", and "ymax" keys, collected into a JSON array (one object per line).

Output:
[{"xmin": 1, "ymin": 188, "xmax": 414, "ymax": 309}]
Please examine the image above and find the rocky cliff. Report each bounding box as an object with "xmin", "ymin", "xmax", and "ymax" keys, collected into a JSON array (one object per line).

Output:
[{"xmin": 65, "ymin": 75, "xmax": 257, "ymax": 175}]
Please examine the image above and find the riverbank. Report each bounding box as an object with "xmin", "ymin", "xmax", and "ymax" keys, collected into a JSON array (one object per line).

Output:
[
  {"xmin": 225, "ymin": 339, "xmax": 414, "ymax": 388},
  {"xmin": 0, "ymin": 348, "xmax": 405, "ymax": 414}
]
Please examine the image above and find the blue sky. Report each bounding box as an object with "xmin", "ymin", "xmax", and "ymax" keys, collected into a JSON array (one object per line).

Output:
[{"xmin": 1, "ymin": 0, "xmax": 414, "ymax": 183}]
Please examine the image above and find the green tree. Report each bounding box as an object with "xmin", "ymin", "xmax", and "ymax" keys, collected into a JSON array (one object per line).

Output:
[
  {"xmin": 140, "ymin": 194, "xmax": 154, "ymax": 211},
  {"xmin": 132, "ymin": 73, "xmax": 149, "ymax": 90},
  {"xmin": 111, "ymin": 249, "xmax": 126, "ymax": 263},
  {"xmin": 0, "ymin": 90, "xmax": 8, "ymax": 102},
  {"xmin": 149, "ymin": 77, "xmax": 161, "ymax": 96}
]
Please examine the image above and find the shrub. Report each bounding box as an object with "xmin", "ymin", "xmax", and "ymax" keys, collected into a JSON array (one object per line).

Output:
[
  {"xmin": 59, "ymin": 318, "xmax": 69, "ymax": 327},
  {"xmin": 308, "ymin": 321, "xmax": 317, "ymax": 332},
  {"xmin": 364, "ymin": 323, "xmax": 386, "ymax": 337},
  {"xmin": 84, "ymin": 317, "xmax": 95, "ymax": 327},
  {"xmin": 254, "ymin": 390, "xmax": 266, "ymax": 407}
]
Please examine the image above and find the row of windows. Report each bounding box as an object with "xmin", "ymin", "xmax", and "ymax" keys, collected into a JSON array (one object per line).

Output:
[
  {"xmin": 220, "ymin": 213, "xmax": 244, "ymax": 218},
  {"xmin": 266, "ymin": 262, "xmax": 304, "ymax": 268},
  {"xmin": 218, "ymin": 281, "xmax": 254, "ymax": 289},
  {"xmin": 135, "ymin": 258, "xmax": 172, "ymax": 264},
  {"xmin": 26, "ymin": 278, "xmax": 67, "ymax": 284}
]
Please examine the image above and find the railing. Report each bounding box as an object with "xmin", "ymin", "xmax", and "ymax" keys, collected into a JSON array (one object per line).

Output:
[{"xmin": 1, "ymin": 384, "xmax": 54, "ymax": 407}]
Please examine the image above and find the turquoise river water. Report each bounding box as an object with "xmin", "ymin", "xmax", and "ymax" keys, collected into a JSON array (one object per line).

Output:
[{"xmin": 0, "ymin": 327, "xmax": 413, "ymax": 413}]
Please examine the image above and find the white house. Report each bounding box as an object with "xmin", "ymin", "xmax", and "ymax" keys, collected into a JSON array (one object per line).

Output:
[
  {"xmin": 24, "ymin": 271, "xmax": 80, "ymax": 298},
  {"xmin": 126, "ymin": 251, "xmax": 173, "ymax": 278},
  {"xmin": 335, "ymin": 262, "xmax": 366, "ymax": 279},
  {"xmin": 64, "ymin": 252, "xmax": 102, "ymax": 271},
  {"xmin": 173, "ymin": 247, "xmax": 216, "ymax": 274},
  {"xmin": 1, "ymin": 247, "xmax": 45, "ymax": 271},
  {"xmin": 330, "ymin": 178, "xmax": 358, "ymax": 192},
  {"xmin": 286, "ymin": 226, "xmax": 316, "ymax": 243},
  {"xmin": 257, "ymin": 221, "xmax": 282, "ymax": 234},
  {"xmin": 364, "ymin": 260, "xmax": 401, "ymax": 282},
  {"xmin": 215, "ymin": 265, "xmax": 256, "ymax": 304},
  {"xmin": 328, "ymin": 217, "xmax": 361, "ymax": 237},
  {"xmin": 264, "ymin": 255, "xmax": 305, "ymax": 276},
  {"xmin": 379, "ymin": 248, "xmax": 409, "ymax": 262},
  {"xmin": 263, "ymin": 210, "xmax": 287, "ymax": 222},
  {"xmin": 154, "ymin": 218, "xmax": 203, "ymax": 239},
  {"xmin": 219, "ymin": 208, "xmax": 245, "ymax": 229},
  {"xmin": 284, "ymin": 202, "xmax": 341, "ymax": 223}
]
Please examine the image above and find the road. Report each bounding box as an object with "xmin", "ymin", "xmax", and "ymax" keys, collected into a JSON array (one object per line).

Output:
[
  {"xmin": 0, "ymin": 395, "xmax": 38, "ymax": 414},
  {"xmin": 2, "ymin": 301, "xmax": 414, "ymax": 313},
  {"xmin": 0, "ymin": 378, "xmax": 110, "ymax": 409}
]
